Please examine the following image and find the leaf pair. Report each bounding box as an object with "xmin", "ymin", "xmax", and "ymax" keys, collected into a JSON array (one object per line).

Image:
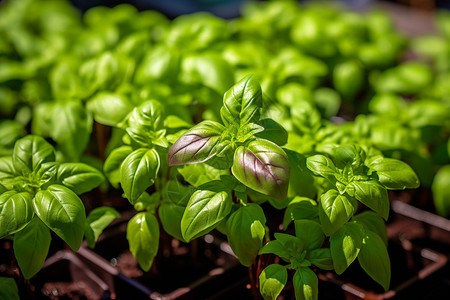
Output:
[{"xmin": 168, "ymin": 75, "xmax": 290, "ymax": 201}]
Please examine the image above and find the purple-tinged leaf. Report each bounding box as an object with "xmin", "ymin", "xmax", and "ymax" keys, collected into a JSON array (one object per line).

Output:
[
  {"xmin": 168, "ymin": 121, "xmax": 225, "ymax": 166},
  {"xmin": 232, "ymin": 139, "xmax": 289, "ymax": 201}
]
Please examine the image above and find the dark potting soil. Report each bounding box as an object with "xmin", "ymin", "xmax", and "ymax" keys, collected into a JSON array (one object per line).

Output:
[{"xmin": 92, "ymin": 222, "xmax": 248, "ymax": 298}]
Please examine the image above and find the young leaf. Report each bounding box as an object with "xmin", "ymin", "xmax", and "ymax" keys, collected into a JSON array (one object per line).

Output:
[
  {"xmin": 126, "ymin": 100, "xmax": 165, "ymax": 141},
  {"xmin": 352, "ymin": 211, "xmax": 388, "ymax": 246},
  {"xmin": 348, "ymin": 180, "xmax": 389, "ymax": 220},
  {"xmin": 127, "ymin": 212, "xmax": 159, "ymax": 271},
  {"xmin": 330, "ymin": 222, "xmax": 365, "ymax": 274},
  {"xmin": 33, "ymin": 185, "xmax": 86, "ymax": 251},
  {"xmin": 13, "ymin": 217, "xmax": 51, "ymax": 279},
  {"xmin": 0, "ymin": 191, "xmax": 33, "ymax": 238},
  {"xmin": 168, "ymin": 120, "xmax": 225, "ymax": 166},
  {"xmin": 232, "ymin": 139, "xmax": 290, "ymax": 201},
  {"xmin": 57, "ymin": 163, "xmax": 105, "ymax": 195},
  {"xmin": 36, "ymin": 162, "xmax": 58, "ymax": 189},
  {"xmin": 181, "ymin": 184, "xmax": 232, "ymax": 241},
  {"xmin": 13, "ymin": 135, "xmax": 55, "ymax": 175},
  {"xmin": 333, "ymin": 144, "xmax": 365, "ymax": 170},
  {"xmin": 294, "ymin": 219, "xmax": 324, "ymax": 250},
  {"xmin": 220, "ymin": 74, "xmax": 262, "ymax": 127},
  {"xmin": 307, "ymin": 248, "xmax": 334, "ymax": 270},
  {"xmin": 103, "ymin": 145, "xmax": 133, "ymax": 188},
  {"xmin": 120, "ymin": 148, "xmax": 160, "ymax": 204},
  {"xmin": 306, "ymin": 155, "xmax": 337, "ymax": 182},
  {"xmin": 0, "ymin": 277, "xmax": 19, "ymax": 300},
  {"xmin": 293, "ymin": 267, "xmax": 318, "ymax": 300},
  {"xmin": 259, "ymin": 240, "xmax": 291, "ymax": 260},
  {"xmin": 85, "ymin": 207, "xmax": 120, "ymax": 248},
  {"xmin": 259, "ymin": 264, "xmax": 288, "ymax": 300},
  {"xmin": 319, "ymin": 190, "xmax": 357, "ymax": 236},
  {"xmin": 370, "ymin": 157, "xmax": 420, "ymax": 190},
  {"xmin": 226, "ymin": 203, "xmax": 266, "ymax": 267},
  {"xmin": 358, "ymin": 230, "xmax": 391, "ymax": 291}
]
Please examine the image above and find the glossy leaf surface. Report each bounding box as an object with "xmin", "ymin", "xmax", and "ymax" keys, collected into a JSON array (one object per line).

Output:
[
  {"xmin": 127, "ymin": 212, "xmax": 159, "ymax": 271},
  {"xmin": 121, "ymin": 148, "xmax": 160, "ymax": 203},
  {"xmin": 259, "ymin": 264, "xmax": 288, "ymax": 300},
  {"xmin": 232, "ymin": 139, "xmax": 289, "ymax": 201},
  {"xmin": 57, "ymin": 163, "xmax": 105, "ymax": 195},
  {"xmin": 34, "ymin": 185, "xmax": 86, "ymax": 251},
  {"xmin": 0, "ymin": 191, "xmax": 33, "ymax": 238},
  {"xmin": 14, "ymin": 217, "xmax": 51, "ymax": 279},
  {"xmin": 220, "ymin": 75, "xmax": 262, "ymax": 126},
  {"xmin": 168, "ymin": 121, "xmax": 225, "ymax": 166},
  {"xmin": 226, "ymin": 204, "xmax": 266, "ymax": 266}
]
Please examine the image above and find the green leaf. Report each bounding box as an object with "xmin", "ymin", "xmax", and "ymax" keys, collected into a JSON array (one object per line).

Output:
[
  {"xmin": 330, "ymin": 222, "xmax": 365, "ymax": 274},
  {"xmin": 232, "ymin": 139, "xmax": 290, "ymax": 201},
  {"xmin": 0, "ymin": 157, "xmax": 16, "ymax": 182},
  {"xmin": 57, "ymin": 163, "xmax": 105, "ymax": 195},
  {"xmin": 103, "ymin": 145, "xmax": 133, "ymax": 188},
  {"xmin": 13, "ymin": 135, "xmax": 55, "ymax": 175},
  {"xmin": 307, "ymin": 248, "xmax": 334, "ymax": 270},
  {"xmin": 85, "ymin": 207, "xmax": 120, "ymax": 248},
  {"xmin": 236, "ymin": 123, "xmax": 264, "ymax": 143},
  {"xmin": 306, "ymin": 155, "xmax": 337, "ymax": 182},
  {"xmin": 319, "ymin": 190, "xmax": 357, "ymax": 236},
  {"xmin": 0, "ymin": 183, "xmax": 6, "ymax": 195},
  {"xmin": 220, "ymin": 74, "xmax": 262, "ymax": 127},
  {"xmin": 127, "ymin": 212, "xmax": 159, "ymax": 271},
  {"xmin": 293, "ymin": 267, "xmax": 318, "ymax": 300},
  {"xmin": 259, "ymin": 240, "xmax": 291, "ymax": 260},
  {"xmin": 34, "ymin": 185, "xmax": 86, "ymax": 251},
  {"xmin": 285, "ymin": 150, "xmax": 316, "ymax": 199},
  {"xmin": 226, "ymin": 203, "xmax": 266, "ymax": 267},
  {"xmin": 370, "ymin": 157, "xmax": 420, "ymax": 190},
  {"xmin": 158, "ymin": 201, "xmax": 186, "ymax": 242},
  {"xmin": 352, "ymin": 211, "xmax": 388, "ymax": 246},
  {"xmin": 432, "ymin": 165, "xmax": 450, "ymax": 217},
  {"xmin": 35, "ymin": 162, "xmax": 58, "ymax": 189},
  {"xmin": 120, "ymin": 148, "xmax": 160, "ymax": 204},
  {"xmin": 51, "ymin": 101, "xmax": 92, "ymax": 160},
  {"xmin": 283, "ymin": 197, "xmax": 318, "ymax": 229},
  {"xmin": 180, "ymin": 52, "xmax": 234, "ymax": 94},
  {"xmin": 0, "ymin": 191, "xmax": 33, "ymax": 238},
  {"xmin": 168, "ymin": 120, "xmax": 225, "ymax": 166},
  {"xmin": 181, "ymin": 184, "xmax": 232, "ymax": 241},
  {"xmin": 358, "ymin": 230, "xmax": 391, "ymax": 291},
  {"xmin": 177, "ymin": 163, "xmax": 227, "ymax": 187},
  {"xmin": 259, "ymin": 264, "xmax": 288, "ymax": 300},
  {"xmin": 348, "ymin": 181, "xmax": 389, "ymax": 220},
  {"xmin": 294, "ymin": 220, "xmax": 324, "ymax": 250},
  {"xmin": 0, "ymin": 277, "xmax": 19, "ymax": 300},
  {"xmin": 333, "ymin": 144, "xmax": 365, "ymax": 170},
  {"xmin": 126, "ymin": 100, "xmax": 166, "ymax": 146},
  {"xmin": 255, "ymin": 118, "xmax": 288, "ymax": 146},
  {"xmin": 87, "ymin": 92, "xmax": 133, "ymax": 126},
  {"xmin": 13, "ymin": 217, "xmax": 51, "ymax": 279}
]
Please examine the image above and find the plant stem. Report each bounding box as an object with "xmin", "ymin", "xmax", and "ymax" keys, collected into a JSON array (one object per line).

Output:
[{"xmin": 248, "ymin": 260, "xmax": 261, "ymax": 300}]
